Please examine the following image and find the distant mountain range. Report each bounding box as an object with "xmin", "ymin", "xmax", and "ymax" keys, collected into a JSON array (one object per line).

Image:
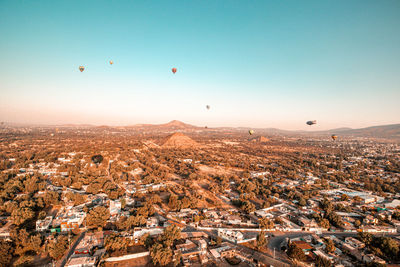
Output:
[
  {"xmin": 8, "ymin": 120, "xmax": 400, "ymax": 140},
  {"xmin": 327, "ymin": 124, "xmax": 400, "ymax": 139},
  {"xmin": 126, "ymin": 120, "xmax": 199, "ymax": 131},
  {"xmin": 255, "ymin": 124, "xmax": 400, "ymax": 140}
]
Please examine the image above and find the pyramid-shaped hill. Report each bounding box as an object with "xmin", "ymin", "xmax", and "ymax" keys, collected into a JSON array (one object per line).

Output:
[
  {"xmin": 162, "ymin": 132, "xmax": 199, "ymax": 148},
  {"xmin": 250, "ymin": 136, "xmax": 270, "ymax": 143}
]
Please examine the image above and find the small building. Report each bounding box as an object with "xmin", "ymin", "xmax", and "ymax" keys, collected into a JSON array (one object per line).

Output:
[
  {"xmin": 345, "ymin": 237, "xmax": 365, "ymax": 249},
  {"xmin": 217, "ymin": 229, "xmax": 243, "ymax": 243},
  {"xmin": 109, "ymin": 200, "xmax": 121, "ymax": 216},
  {"xmin": 66, "ymin": 255, "xmax": 97, "ymax": 267},
  {"xmin": 36, "ymin": 216, "xmax": 53, "ymax": 232},
  {"xmin": 291, "ymin": 240, "xmax": 313, "ymax": 255},
  {"xmin": 146, "ymin": 217, "xmax": 158, "ymax": 228},
  {"xmin": 74, "ymin": 232, "xmax": 104, "ymax": 255},
  {"xmin": 363, "ymin": 254, "xmax": 386, "ymax": 265}
]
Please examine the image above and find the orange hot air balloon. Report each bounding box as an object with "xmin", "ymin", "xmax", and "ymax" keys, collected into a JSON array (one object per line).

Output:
[
  {"xmin": 79, "ymin": 66, "xmax": 85, "ymax": 72},
  {"xmin": 331, "ymin": 134, "xmax": 338, "ymax": 141},
  {"xmin": 109, "ymin": 60, "xmax": 113, "ymax": 65},
  {"xmin": 172, "ymin": 68, "xmax": 177, "ymax": 74}
]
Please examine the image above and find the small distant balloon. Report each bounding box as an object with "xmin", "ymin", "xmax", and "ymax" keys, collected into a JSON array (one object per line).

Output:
[
  {"xmin": 205, "ymin": 126, "xmax": 208, "ymax": 129},
  {"xmin": 249, "ymin": 130, "xmax": 254, "ymax": 135},
  {"xmin": 172, "ymin": 68, "xmax": 177, "ymax": 74},
  {"xmin": 79, "ymin": 66, "xmax": 85, "ymax": 72},
  {"xmin": 109, "ymin": 60, "xmax": 113, "ymax": 65},
  {"xmin": 206, "ymin": 105, "xmax": 210, "ymax": 110},
  {"xmin": 91, "ymin": 154, "xmax": 104, "ymax": 165},
  {"xmin": 331, "ymin": 134, "xmax": 338, "ymax": 141},
  {"xmin": 306, "ymin": 120, "xmax": 317, "ymax": 126}
]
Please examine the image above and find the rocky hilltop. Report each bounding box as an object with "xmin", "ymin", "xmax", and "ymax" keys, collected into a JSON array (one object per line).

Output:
[
  {"xmin": 162, "ymin": 132, "xmax": 199, "ymax": 148},
  {"xmin": 250, "ymin": 136, "xmax": 270, "ymax": 143}
]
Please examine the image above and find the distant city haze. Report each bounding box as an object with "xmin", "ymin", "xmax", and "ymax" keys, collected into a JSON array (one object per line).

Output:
[{"xmin": 1, "ymin": 0, "xmax": 399, "ymax": 130}]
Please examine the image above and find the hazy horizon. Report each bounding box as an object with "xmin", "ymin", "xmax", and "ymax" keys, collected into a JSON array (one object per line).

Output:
[{"xmin": 1, "ymin": 0, "xmax": 400, "ymax": 131}]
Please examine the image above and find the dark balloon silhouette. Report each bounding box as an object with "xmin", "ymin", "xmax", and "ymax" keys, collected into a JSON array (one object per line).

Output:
[
  {"xmin": 91, "ymin": 155, "xmax": 104, "ymax": 165},
  {"xmin": 206, "ymin": 105, "xmax": 210, "ymax": 110},
  {"xmin": 306, "ymin": 120, "xmax": 317, "ymax": 126}
]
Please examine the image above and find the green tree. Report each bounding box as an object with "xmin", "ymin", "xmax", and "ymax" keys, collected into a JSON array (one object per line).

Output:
[
  {"xmin": 256, "ymin": 231, "xmax": 267, "ymax": 250},
  {"xmin": 11, "ymin": 207, "xmax": 35, "ymax": 226},
  {"xmin": 0, "ymin": 240, "xmax": 14, "ymax": 267},
  {"xmin": 150, "ymin": 243, "xmax": 173, "ymax": 266},
  {"xmin": 38, "ymin": 210, "xmax": 47, "ymax": 220},
  {"xmin": 160, "ymin": 225, "xmax": 181, "ymax": 247},
  {"xmin": 358, "ymin": 232, "xmax": 373, "ymax": 246},
  {"xmin": 216, "ymin": 236, "xmax": 222, "ymax": 246},
  {"xmin": 373, "ymin": 236, "xmax": 399, "ymax": 261},
  {"xmin": 86, "ymin": 206, "xmax": 110, "ymax": 230},
  {"xmin": 48, "ymin": 235, "xmax": 68, "ymax": 260},
  {"xmin": 168, "ymin": 194, "xmax": 179, "ymax": 211},
  {"xmin": 120, "ymin": 198, "xmax": 126, "ymax": 209},
  {"xmin": 105, "ymin": 233, "xmax": 129, "ymax": 255},
  {"xmin": 324, "ymin": 238, "xmax": 335, "ymax": 253},
  {"xmin": 260, "ymin": 217, "xmax": 274, "ymax": 230},
  {"xmin": 287, "ymin": 242, "xmax": 306, "ymax": 261},
  {"xmin": 150, "ymin": 194, "xmax": 162, "ymax": 204},
  {"xmin": 316, "ymin": 255, "xmax": 332, "ymax": 267},
  {"xmin": 242, "ymin": 201, "xmax": 256, "ymax": 214},
  {"xmin": 319, "ymin": 218, "xmax": 330, "ymax": 229}
]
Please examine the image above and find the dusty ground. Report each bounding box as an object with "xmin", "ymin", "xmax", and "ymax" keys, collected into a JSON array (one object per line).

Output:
[
  {"xmin": 104, "ymin": 255, "xmax": 153, "ymax": 267},
  {"xmin": 197, "ymin": 164, "xmax": 242, "ymax": 176}
]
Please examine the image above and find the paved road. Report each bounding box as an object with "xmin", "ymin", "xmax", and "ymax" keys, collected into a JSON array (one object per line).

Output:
[
  {"xmin": 57, "ymin": 231, "xmax": 86, "ymax": 267},
  {"xmin": 160, "ymin": 212, "xmax": 290, "ymax": 266},
  {"xmin": 161, "ymin": 210, "xmax": 400, "ymax": 266},
  {"xmin": 267, "ymin": 231, "xmax": 400, "ymax": 264}
]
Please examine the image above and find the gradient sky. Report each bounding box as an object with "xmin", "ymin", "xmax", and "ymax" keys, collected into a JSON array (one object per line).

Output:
[{"xmin": 1, "ymin": 0, "xmax": 399, "ymax": 130}]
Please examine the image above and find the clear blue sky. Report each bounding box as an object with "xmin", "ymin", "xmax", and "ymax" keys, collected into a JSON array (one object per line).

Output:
[{"xmin": 1, "ymin": 0, "xmax": 399, "ymax": 130}]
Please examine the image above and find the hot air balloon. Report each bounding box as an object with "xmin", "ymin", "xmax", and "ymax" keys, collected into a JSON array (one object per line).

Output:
[
  {"xmin": 306, "ymin": 120, "xmax": 317, "ymax": 126},
  {"xmin": 206, "ymin": 105, "xmax": 210, "ymax": 110},
  {"xmin": 249, "ymin": 130, "xmax": 254, "ymax": 135},
  {"xmin": 331, "ymin": 134, "xmax": 338, "ymax": 140},
  {"xmin": 172, "ymin": 68, "xmax": 177, "ymax": 74},
  {"xmin": 79, "ymin": 66, "xmax": 85, "ymax": 72},
  {"xmin": 205, "ymin": 126, "xmax": 208, "ymax": 129},
  {"xmin": 109, "ymin": 60, "xmax": 113, "ymax": 65},
  {"xmin": 91, "ymin": 154, "xmax": 104, "ymax": 165}
]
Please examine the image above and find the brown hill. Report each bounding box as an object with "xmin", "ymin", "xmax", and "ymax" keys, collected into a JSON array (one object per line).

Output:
[
  {"xmin": 162, "ymin": 132, "xmax": 199, "ymax": 148},
  {"xmin": 250, "ymin": 136, "xmax": 270, "ymax": 143}
]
